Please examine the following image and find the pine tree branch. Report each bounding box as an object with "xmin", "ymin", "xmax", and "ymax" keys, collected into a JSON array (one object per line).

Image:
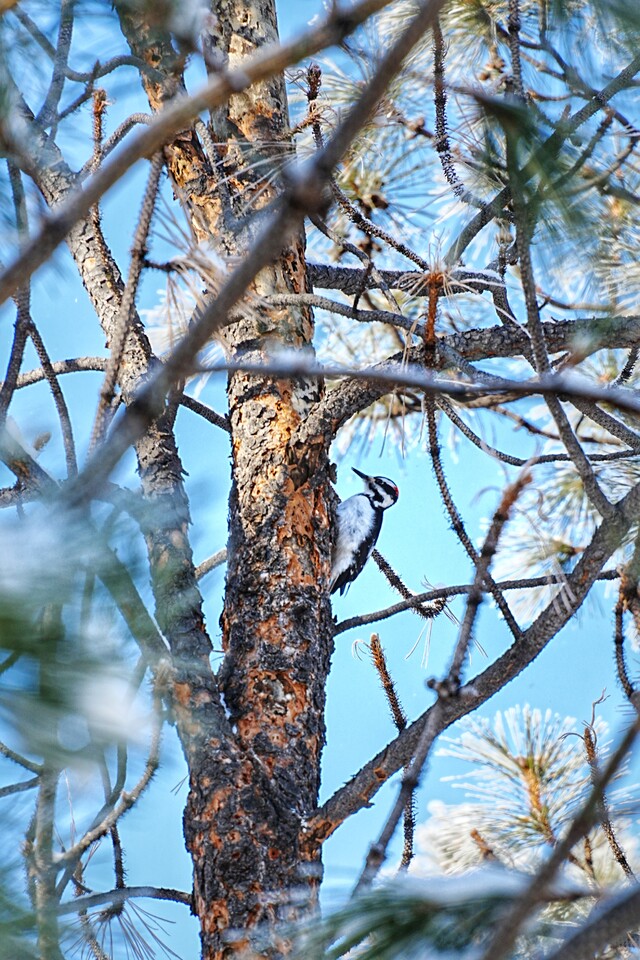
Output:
[
  {"xmin": 333, "ymin": 571, "xmax": 618, "ymax": 635},
  {"xmin": 0, "ymin": 776, "xmax": 40, "ymax": 798},
  {"xmin": 0, "ymin": 0, "xmax": 427, "ymax": 305},
  {"xmin": 541, "ymin": 885, "xmax": 640, "ymax": 960},
  {"xmin": 443, "ymin": 52, "xmax": 640, "ymax": 266},
  {"xmin": 304, "ymin": 479, "xmax": 640, "ymax": 845},
  {"xmin": 307, "ymin": 263, "xmax": 507, "ymax": 296},
  {"xmin": 478, "ymin": 716, "xmax": 640, "ymax": 960},
  {"xmin": 293, "ymin": 342, "xmax": 640, "ymax": 449},
  {"xmin": 195, "ymin": 549, "xmax": 227, "ymax": 581},
  {"xmin": 583, "ymin": 725, "xmax": 635, "ymax": 881},
  {"xmin": 367, "ymin": 635, "xmax": 415, "ymax": 870},
  {"xmin": 57, "ymin": 885, "xmax": 192, "ymax": 916}
]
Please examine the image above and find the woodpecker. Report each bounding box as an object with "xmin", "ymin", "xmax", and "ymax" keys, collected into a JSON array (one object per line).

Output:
[{"xmin": 330, "ymin": 467, "xmax": 399, "ymax": 596}]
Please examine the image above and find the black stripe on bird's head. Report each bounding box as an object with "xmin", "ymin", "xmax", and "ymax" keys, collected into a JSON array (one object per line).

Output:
[{"xmin": 352, "ymin": 467, "xmax": 399, "ymax": 510}]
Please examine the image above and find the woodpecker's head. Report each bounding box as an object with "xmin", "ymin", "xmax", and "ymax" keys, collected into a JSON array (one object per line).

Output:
[{"xmin": 352, "ymin": 468, "xmax": 399, "ymax": 510}]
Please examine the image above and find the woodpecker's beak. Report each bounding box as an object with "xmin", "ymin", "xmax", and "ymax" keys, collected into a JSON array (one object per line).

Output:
[{"xmin": 352, "ymin": 467, "xmax": 370, "ymax": 482}]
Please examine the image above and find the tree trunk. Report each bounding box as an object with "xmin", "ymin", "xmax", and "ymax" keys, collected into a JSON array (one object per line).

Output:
[
  {"xmin": 115, "ymin": 2, "xmax": 334, "ymax": 955},
  {"xmin": 190, "ymin": 4, "xmax": 333, "ymax": 956}
]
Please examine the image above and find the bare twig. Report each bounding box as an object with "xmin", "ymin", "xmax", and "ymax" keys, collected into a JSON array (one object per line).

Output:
[
  {"xmin": 12, "ymin": 8, "xmax": 163, "ymax": 85},
  {"xmin": 614, "ymin": 592, "xmax": 637, "ymax": 705},
  {"xmin": 27, "ymin": 323, "xmax": 78, "ymax": 478},
  {"xmin": 433, "ymin": 18, "xmax": 466, "ymax": 199},
  {"xmin": 353, "ymin": 698, "xmax": 446, "ymax": 892},
  {"xmin": 372, "ymin": 550, "xmax": 447, "ymax": 623},
  {"xmin": 333, "ymin": 570, "xmax": 618, "ymax": 635},
  {"xmin": 446, "ymin": 470, "xmax": 531, "ymax": 686},
  {"xmin": 583, "ymin": 725, "xmax": 635, "ymax": 881},
  {"xmin": 195, "ymin": 549, "xmax": 227, "ymax": 581},
  {"xmin": 6, "ymin": 357, "xmax": 108, "ymax": 389},
  {"xmin": 426, "ymin": 400, "xmax": 521, "ymax": 638},
  {"xmin": 36, "ymin": 0, "xmax": 74, "ymax": 133},
  {"xmin": 90, "ymin": 152, "xmax": 164, "ymax": 450},
  {"xmin": 307, "ymin": 263, "xmax": 506, "ymax": 297},
  {"xmin": 34, "ymin": 763, "xmax": 61, "ymax": 959},
  {"xmin": 57, "ymin": 885, "xmax": 192, "ymax": 917},
  {"xmin": 0, "ymin": 295, "xmax": 30, "ymax": 424},
  {"xmin": 368, "ymin": 635, "xmax": 415, "ymax": 870},
  {"xmin": 0, "ymin": 776, "xmax": 40, "ymax": 798},
  {"xmin": 267, "ymin": 291, "xmax": 425, "ymax": 337},
  {"xmin": 1, "ymin": 164, "xmax": 32, "ymax": 425},
  {"xmin": 331, "ymin": 179, "xmax": 429, "ymax": 272},
  {"xmin": 0, "ymin": 740, "xmax": 41, "ymax": 773},
  {"xmin": 507, "ymin": 0, "xmax": 525, "ymax": 100},
  {"xmin": 179, "ymin": 395, "xmax": 230, "ymax": 432},
  {"xmin": 568, "ymin": 397, "xmax": 640, "ymax": 451}
]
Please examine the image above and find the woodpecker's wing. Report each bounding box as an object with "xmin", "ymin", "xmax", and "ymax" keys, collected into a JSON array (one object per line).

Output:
[
  {"xmin": 330, "ymin": 502, "xmax": 383, "ymax": 595},
  {"xmin": 331, "ymin": 542, "xmax": 371, "ymax": 595}
]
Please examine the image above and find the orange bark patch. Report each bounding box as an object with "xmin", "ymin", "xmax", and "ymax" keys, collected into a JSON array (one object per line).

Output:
[
  {"xmin": 201, "ymin": 785, "xmax": 235, "ymax": 822},
  {"xmin": 237, "ymin": 671, "xmax": 309, "ymax": 742},
  {"xmin": 275, "ymin": 487, "xmax": 325, "ymax": 587},
  {"xmin": 282, "ymin": 244, "xmax": 308, "ymax": 293},
  {"xmin": 254, "ymin": 617, "xmax": 285, "ymax": 646},
  {"xmin": 301, "ymin": 817, "xmax": 334, "ymax": 846},
  {"xmin": 173, "ymin": 681, "xmax": 196, "ymax": 707},
  {"xmin": 200, "ymin": 899, "xmax": 230, "ymax": 936},
  {"xmin": 206, "ymin": 830, "xmax": 224, "ymax": 851}
]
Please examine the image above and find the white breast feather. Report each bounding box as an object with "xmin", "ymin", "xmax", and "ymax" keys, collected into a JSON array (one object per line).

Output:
[{"xmin": 332, "ymin": 495, "xmax": 375, "ymax": 585}]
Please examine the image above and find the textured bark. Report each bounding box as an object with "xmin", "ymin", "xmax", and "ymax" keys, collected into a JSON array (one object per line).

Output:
[
  {"xmin": 196, "ymin": 4, "xmax": 333, "ymax": 954},
  {"xmin": 115, "ymin": 4, "xmax": 333, "ymax": 956}
]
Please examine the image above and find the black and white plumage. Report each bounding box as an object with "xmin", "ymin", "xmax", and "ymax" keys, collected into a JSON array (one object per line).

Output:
[{"xmin": 330, "ymin": 468, "xmax": 399, "ymax": 596}]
